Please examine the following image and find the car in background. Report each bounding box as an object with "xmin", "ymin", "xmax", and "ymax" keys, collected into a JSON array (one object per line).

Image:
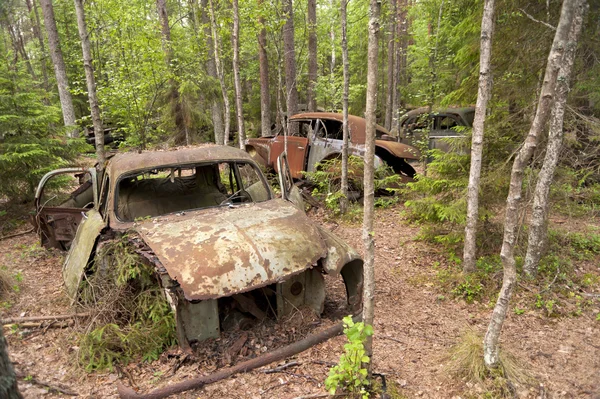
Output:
[
  {"xmin": 32, "ymin": 146, "xmax": 363, "ymax": 348},
  {"xmin": 245, "ymin": 112, "xmax": 420, "ymax": 182},
  {"xmin": 399, "ymin": 107, "xmax": 475, "ymax": 153}
]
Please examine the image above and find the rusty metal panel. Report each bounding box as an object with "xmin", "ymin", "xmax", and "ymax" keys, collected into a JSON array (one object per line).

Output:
[
  {"xmin": 135, "ymin": 200, "xmax": 327, "ymax": 301},
  {"xmin": 315, "ymin": 225, "xmax": 362, "ymax": 275},
  {"xmin": 375, "ymin": 140, "xmax": 420, "ymax": 160}
]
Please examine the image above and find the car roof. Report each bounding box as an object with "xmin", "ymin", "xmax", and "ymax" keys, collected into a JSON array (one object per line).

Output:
[
  {"xmin": 402, "ymin": 106, "xmax": 475, "ymax": 120},
  {"xmin": 106, "ymin": 145, "xmax": 254, "ymax": 178},
  {"xmin": 289, "ymin": 112, "xmax": 389, "ymax": 144}
]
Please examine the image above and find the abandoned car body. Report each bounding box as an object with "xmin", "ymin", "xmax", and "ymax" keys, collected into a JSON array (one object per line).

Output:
[
  {"xmin": 33, "ymin": 146, "xmax": 364, "ymax": 347},
  {"xmin": 245, "ymin": 112, "xmax": 420, "ymax": 181}
]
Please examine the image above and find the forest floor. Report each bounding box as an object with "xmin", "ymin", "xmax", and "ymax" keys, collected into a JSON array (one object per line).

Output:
[{"xmin": 1, "ymin": 203, "xmax": 599, "ymax": 399}]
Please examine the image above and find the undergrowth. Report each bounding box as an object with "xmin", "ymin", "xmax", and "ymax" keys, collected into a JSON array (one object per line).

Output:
[{"xmin": 78, "ymin": 235, "xmax": 176, "ymax": 371}]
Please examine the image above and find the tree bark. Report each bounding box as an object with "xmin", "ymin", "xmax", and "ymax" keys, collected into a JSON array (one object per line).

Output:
[
  {"xmin": 0, "ymin": 326, "xmax": 23, "ymax": 399},
  {"xmin": 232, "ymin": 0, "xmax": 245, "ymax": 149},
  {"xmin": 200, "ymin": 0, "xmax": 224, "ymax": 145},
  {"xmin": 74, "ymin": 0, "xmax": 105, "ymax": 170},
  {"xmin": 362, "ymin": 0, "xmax": 381, "ymax": 369},
  {"xmin": 384, "ymin": 1, "xmax": 395, "ymax": 131},
  {"xmin": 483, "ymin": 0, "xmax": 579, "ymax": 369},
  {"xmin": 523, "ymin": 0, "xmax": 587, "ymax": 276},
  {"xmin": 307, "ymin": 0, "xmax": 317, "ymax": 112},
  {"xmin": 257, "ymin": 0, "xmax": 271, "ymax": 137},
  {"xmin": 339, "ymin": 0, "xmax": 349, "ymax": 214},
  {"xmin": 39, "ymin": 0, "xmax": 78, "ymax": 137},
  {"xmin": 462, "ymin": 0, "xmax": 495, "ymax": 274},
  {"xmin": 282, "ymin": 0, "xmax": 298, "ymax": 135},
  {"xmin": 26, "ymin": 0, "xmax": 50, "ymax": 92},
  {"xmin": 209, "ymin": 0, "xmax": 231, "ymax": 146}
]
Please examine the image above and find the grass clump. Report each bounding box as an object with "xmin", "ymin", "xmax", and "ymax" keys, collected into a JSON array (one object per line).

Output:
[
  {"xmin": 78, "ymin": 235, "xmax": 176, "ymax": 371},
  {"xmin": 0, "ymin": 267, "xmax": 15, "ymax": 301}
]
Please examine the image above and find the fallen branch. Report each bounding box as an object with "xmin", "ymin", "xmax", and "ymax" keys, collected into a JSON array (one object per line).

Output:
[
  {"xmin": 0, "ymin": 227, "xmax": 34, "ymax": 241},
  {"xmin": 7, "ymin": 321, "xmax": 72, "ymax": 329},
  {"xmin": 16, "ymin": 371, "xmax": 77, "ymax": 396},
  {"xmin": 518, "ymin": 8, "xmax": 556, "ymax": 31},
  {"xmin": 117, "ymin": 316, "xmax": 360, "ymax": 399},
  {"xmin": 1, "ymin": 312, "xmax": 90, "ymax": 325},
  {"xmin": 379, "ymin": 335, "xmax": 404, "ymax": 345},
  {"xmin": 261, "ymin": 360, "xmax": 299, "ymax": 374}
]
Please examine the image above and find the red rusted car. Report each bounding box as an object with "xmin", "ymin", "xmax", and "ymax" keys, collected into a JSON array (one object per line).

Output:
[
  {"xmin": 245, "ymin": 112, "xmax": 420, "ymax": 181},
  {"xmin": 33, "ymin": 146, "xmax": 363, "ymax": 347}
]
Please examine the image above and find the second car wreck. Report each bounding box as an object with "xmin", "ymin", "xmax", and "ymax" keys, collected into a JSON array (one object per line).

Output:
[{"xmin": 35, "ymin": 146, "xmax": 364, "ymax": 349}]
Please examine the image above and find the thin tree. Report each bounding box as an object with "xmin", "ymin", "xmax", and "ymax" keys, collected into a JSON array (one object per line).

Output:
[
  {"xmin": 232, "ymin": 0, "xmax": 245, "ymax": 149},
  {"xmin": 257, "ymin": 0, "xmax": 271, "ymax": 137},
  {"xmin": 282, "ymin": 0, "xmax": 298, "ymax": 135},
  {"xmin": 200, "ymin": 0, "xmax": 224, "ymax": 145},
  {"xmin": 462, "ymin": 0, "xmax": 496, "ymax": 274},
  {"xmin": 384, "ymin": 0, "xmax": 395, "ymax": 131},
  {"xmin": 209, "ymin": 0, "xmax": 231, "ymax": 145},
  {"xmin": 0, "ymin": 327, "xmax": 22, "ymax": 398},
  {"xmin": 39, "ymin": 0, "xmax": 77, "ymax": 137},
  {"xmin": 524, "ymin": 1, "xmax": 587, "ymax": 276},
  {"xmin": 25, "ymin": 0, "xmax": 50, "ymax": 92},
  {"xmin": 339, "ymin": 0, "xmax": 349, "ymax": 214},
  {"xmin": 74, "ymin": 0, "xmax": 104, "ymax": 169},
  {"xmin": 483, "ymin": 0, "xmax": 580, "ymax": 368},
  {"xmin": 307, "ymin": 0, "xmax": 317, "ymax": 112},
  {"xmin": 362, "ymin": 0, "xmax": 381, "ymax": 367}
]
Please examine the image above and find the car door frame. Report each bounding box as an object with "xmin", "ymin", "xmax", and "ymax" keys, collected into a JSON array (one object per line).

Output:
[{"xmin": 277, "ymin": 152, "xmax": 304, "ymax": 210}]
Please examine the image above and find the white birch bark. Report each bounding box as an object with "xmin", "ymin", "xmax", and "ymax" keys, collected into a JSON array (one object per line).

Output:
[
  {"xmin": 483, "ymin": 0, "xmax": 579, "ymax": 368},
  {"xmin": 462, "ymin": 0, "xmax": 495, "ymax": 273},
  {"xmin": 257, "ymin": 0, "xmax": 271, "ymax": 137},
  {"xmin": 282, "ymin": 0, "xmax": 298, "ymax": 136},
  {"xmin": 524, "ymin": 0, "xmax": 587, "ymax": 276},
  {"xmin": 307, "ymin": 0, "xmax": 317, "ymax": 112},
  {"xmin": 232, "ymin": 0, "xmax": 245, "ymax": 149},
  {"xmin": 74, "ymin": 0, "xmax": 104, "ymax": 169},
  {"xmin": 362, "ymin": 0, "xmax": 381, "ymax": 366},
  {"xmin": 39, "ymin": 0, "xmax": 77, "ymax": 137},
  {"xmin": 209, "ymin": 0, "xmax": 231, "ymax": 146},
  {"xmin": 339, "ymin": 0, "xmax": 349, "ymax": 214}
]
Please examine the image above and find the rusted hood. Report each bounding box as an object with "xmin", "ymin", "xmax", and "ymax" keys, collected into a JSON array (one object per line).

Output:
[
  {"xmin": 375, "ymin": 140, "xmax": 420, "ymax": 160},
  {"xmin": 134, "ymin": 200, "xmax": 327, "ymax": 301}
]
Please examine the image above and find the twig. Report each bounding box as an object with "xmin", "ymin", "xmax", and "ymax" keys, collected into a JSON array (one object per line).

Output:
[
  {"xmin": 379, "ymin": 335, "xmax": 404, "ymax": 345},
  {"xmin": 16, "ymin": 371, "xmax": 77, "ymax": 396},
  {"xmin": 291, "ymin": 394, "xmax": 346, "ymax": 399},
  {"xmin": 261, "ymin": 380, "xmax": 291, "ymax": 395},
  {"xmin": 518, "ymin": 8, "xmax": 556, "ymax": 31},
  {"xmin": 310, "ymin": 360, "xmax": 336, "ymax": 367},
  {"xmin": 0, "ymin": 227, "xmax": 34, "ymax": 241},
  {"xmin": 1, "ymin": 312, "xmax": 90, "ymax": 325},
  {"xmin": 582, "ymin": 292, "xmax": 600, "ymax": 298},
  {"xmin": 262, "ymin": 360, "xmax": 300, "ymax": 374}
]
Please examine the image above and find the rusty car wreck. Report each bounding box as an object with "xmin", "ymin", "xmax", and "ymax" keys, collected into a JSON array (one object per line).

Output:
[
  {"xmin": 33, "ymin": 146, "xmax": 364, "ymax": 348},
  {"xmin": 245, "ymin": 112, "xmax": 420, "ymax": 182}
]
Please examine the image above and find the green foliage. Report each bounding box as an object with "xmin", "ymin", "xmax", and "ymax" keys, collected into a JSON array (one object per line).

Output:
[
  {"xmin": 78, "ymin": 236, "xmax": 176, "ymax": 371},
  {"xmin": 325, "ymin": 316, "xmax": 374, "ymax": 398}
]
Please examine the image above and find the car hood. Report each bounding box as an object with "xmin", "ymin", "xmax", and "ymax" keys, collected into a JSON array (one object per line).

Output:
[
  {"xmin": 134, "ymin": 200, "xmax": 327, "ymax": 301},
  {"xmin": 375, "ymin": 140, "xmax": 420, "ymax": 160}
]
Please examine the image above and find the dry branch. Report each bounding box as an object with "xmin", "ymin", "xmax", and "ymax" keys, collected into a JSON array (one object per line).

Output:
[
  {"xmin": 0, "ymin": 228, "xmax": 34, "ymax": 241},
  {"xmin": 1, "ymin": 313, "xmax": 90, "ymax": 325}
]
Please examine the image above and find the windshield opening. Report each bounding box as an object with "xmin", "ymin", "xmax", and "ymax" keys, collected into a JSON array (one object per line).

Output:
[{"xmin": 116, "ymin": 161, "xmax": 270, "ymax": 222}]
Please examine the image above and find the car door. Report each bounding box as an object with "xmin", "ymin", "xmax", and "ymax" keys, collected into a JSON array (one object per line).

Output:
[
  {"xmin": 33, "ymin": 168, "xmax": 98, "ymax": 250},
  {"xmin": 277, "ymin": 152, "xmax": 304, "ymax": 210},
  {"xmin": 269, "ymin": 122, "xmax": 309, "ymax": 179}
]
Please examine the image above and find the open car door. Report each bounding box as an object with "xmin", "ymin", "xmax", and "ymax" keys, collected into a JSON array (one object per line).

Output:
[
  {"xmin": 33, "ymin": 168, "xmax": 98, "ymax": 250},
  {"xmin": 277, "ymin": 152, "xmax": 304, "ymax": 210}
]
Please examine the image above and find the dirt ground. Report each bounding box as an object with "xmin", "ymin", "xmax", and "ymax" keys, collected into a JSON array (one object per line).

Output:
[{"xmin": 1, "ymin": 205, "xmax": 599, "ymax": 399}]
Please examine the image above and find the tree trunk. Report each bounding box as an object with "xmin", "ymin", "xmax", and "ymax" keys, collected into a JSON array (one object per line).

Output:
[
  {"xmin": 462, "ymin": 0, "xmax": 495, "ymax": 274},
  {"xmin": 392, "ymin": 0, "xmax": 407, "ymax": 136},
  {"xmin": 483, "ymin": 0, "xmax": 580, "ymax": 369},
  {"xmin": 384, "ymin": 1, "xmax": 395, "ymax": 131},
  {"xmin": 200, "ymin": 0, "xmax": 224, "ymax": 145},
  {"xmin": 307, "ymin": 0, "xmax": 317, "ymax": 112},
  {"xmin": 523, "ymin": 0, "xmax": 587, "ymax": 276},
  {"xmin": 232, "ymin": 0, "xmax": 245, "ymax": 149},
  {"xmin": 282, "ymin": 0, "xmax": 298, "ymax": 136},
  {"xmin": 39, "ymin": 0, "xmax": 78, "ymax": 137},
  {"xmin": 26, "ymin": 0, "xmax": 50, "ymax": 92},
  {"xmin": 74, "ymin": 0, "xmax": 105, "ymax": 169},
  {"xmin": 257, "ymin": 0, "xmax": 271, "ymax": 137},
  {"xmin": 339, "ymin": 0, "xmax": 349, "ymax": 214},
  {"xmin": 0, "ymin": 326, "xmax": 22, "ymax": 398},
  {"xmin": 362, "ymin": 0, "xmax": 381, "ymax": 370},
  {"xmin": 208, "ymin": 0, "xmax": 230, "ymax": 145},
  {"xmin": 428, "ymin": 0, "xmax": 444, "ymax": 110},
  {"xmin": 8, "ymin": 21, "xmax": 37, "ymax": 81}
]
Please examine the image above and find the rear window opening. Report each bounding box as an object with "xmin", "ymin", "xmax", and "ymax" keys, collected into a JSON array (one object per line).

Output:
[{"xmin": 116, "ymin": 161, "xmax": 270, "ymax": 222}]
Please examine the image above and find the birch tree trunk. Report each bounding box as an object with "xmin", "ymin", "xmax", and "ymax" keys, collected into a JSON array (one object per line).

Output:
[
  {"xmin": 0, "ymin": 323, "xmax": 22, "ymax": 398},
  {"xmin": 483, "ymin": 0, "xmax": 579, "ymax": 368},
  {"xmin": 339, "ymin": 0, "xmax": 349, "ymax": 214},
  {"xmin": 257, "ymin": 0, "xmax": 271, "ymax": 137},
  {"xmin": 362, "ymin": 0, "xmax": 381, "ymax": 368},
  {"xmin": 524, "ymin": 0, "xmax": 587, "ymax": 276},
  {"xmin": 39, "ymin": 0, "xmax": 78, "ymax": 137},
  {"xmin": 282, "ymin": 0, "xmax": 298, "ymax": 136},
  {"xmin": 200, "ymin": 0, "xmax": 224, "ymax": 145},
  {"xmin": 232, "ymin": 0, "xmax": 245, "ymax": 149},
  {"xmin": 26, "ymin": 0, "xmax": 50, "ymax": 91},
  {"xmin": 384, "ymin": 3, "xmax": 395, "ymax": 131},
  {"xmin": 74, "ymin": 0, "xmax": 105, "ymax": 170},
  {"xmin": 462, "ymin": 0, "xmax": 495, "ymax": 274},
  {"xmin": 307, "ymin": 0, "xmax": 317, "ymax": 112},
  {"xmin": 209, "ymin": 0, "xmax": 231, "ymax": 146}
]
